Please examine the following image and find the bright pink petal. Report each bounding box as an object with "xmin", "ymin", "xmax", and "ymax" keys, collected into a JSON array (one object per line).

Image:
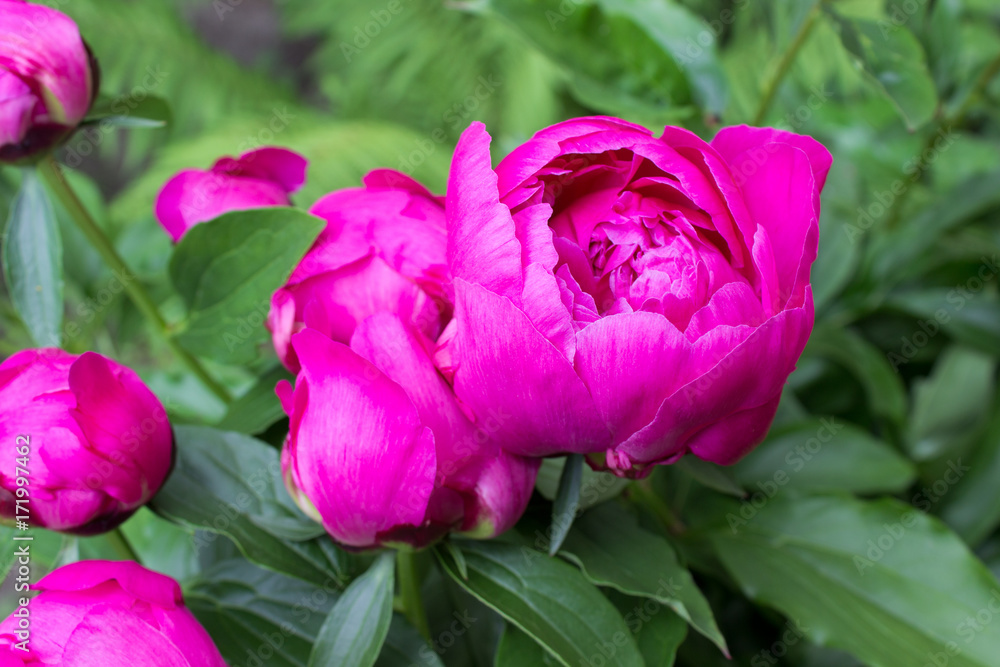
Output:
[
  {"xmin": 711, "ymin": 124, "xmax": 833, "ymax": 191},
  {"xmin": 447, "ymin": 123, "xmax": 523, "ymax": 301},
  {"xmin": 36, "ymin": 560, "xmax": 182, "ymax": 608},
  {"xmin": 228, "ymin": 146, "xmax": 308, "ymax": 193},
  {"xmin": 451, "ymin": 279, "xmax": 610, "ymax": 457}
]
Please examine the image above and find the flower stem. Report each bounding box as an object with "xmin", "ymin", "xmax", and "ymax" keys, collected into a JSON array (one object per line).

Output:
[
  {"xmin": 37, "ymin": 157, "xmax": 231, "ymax": 404},
  {"xmin": 397, "ymin": 550, "xmax": 430, "ymax": 640},
  {"xmin": 107, "ymin": 527, "xmax": 142, "ymax": 563},
  {"xmin": 630, "ymin": 480, "xmax": 686, "ymax": 536},
  {"xmin": 751, "ymin": 1, "xmax": 824, "ymax": 126}
]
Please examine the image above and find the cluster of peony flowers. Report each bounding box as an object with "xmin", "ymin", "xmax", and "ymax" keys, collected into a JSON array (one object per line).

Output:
[{"xmin": 153, "ymin": 116, "xmax": 830, "ymax": 550}]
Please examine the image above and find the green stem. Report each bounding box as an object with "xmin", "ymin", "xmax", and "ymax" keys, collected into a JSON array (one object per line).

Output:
[
  {"xmin": 107, "ymin": 527, "xmax": 142, "ymax": 563},
  {"xmin": 38, "ymin": 157, "xmax": 231, "ymax": 404},
  {"xmin": 397, "ymin": 551, "xmax": 430, "ymax": 640},
  {"xmin": 751, "ymin": 1, "xmax": 823, "ymax": 126},
  {"xmin": 885, "ymin": 50, "xmax": 1000, "ymax": 229}
]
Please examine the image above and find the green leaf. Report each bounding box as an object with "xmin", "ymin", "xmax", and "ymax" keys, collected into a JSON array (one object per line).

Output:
[
  {"xmin": 707, "ymin": 494, "xmax": 1000, "ymax": 667},
  {"xmin": 186, "ymin": 558, "xmax": 338, "ymax": 667},
  {"xmin": 557, "ymin": 502, "xmax": 727, "ymax": 654},
  {"xmin": 825, "ymin": 10, "xmax": 937, "ymax": 129},
  {"xmin": 309, "ymin": 552, "xmax": 395, "ymax": 667},
  {"xmin": 803, "ymin": 325, "xmax": 908, "ymax": 426},
  {"xmin": 2, "ymin": 169, "xmax": 63, "ymax": 346},
  {"xmin": 84, "ymin": 93, "xmax": 172, "ymax": 128},
  {"xmin": 436, "ymin": 541, "xmax": 644, "ymax": 667},
  {"xmin": 673, "ymin": 456, "xmax": 745, "ymax": 497},
  {"xmin": 732, "ymin": 418, "xmax": 916, "ymax": 494},
  {"xmin": 375, "ymin": 616, "xmax": 445, "ymax": 667},
  {"xmin": 536, "ymin": 457, "xmax": 630, "ymax": 510},
  {"xmin": 169, "ymin": 207, "xmax": 324, "ymax": 363},
  {"xmin": 596, "ymin": 0, "xmax": 729, "ymax": 115},
  {"xmin": 119, "ymin": 507, "xmax": 199, "ymax": 582},
  {"xmin": 607, "ymin": 591, "xmax": 687, "ymax": 667},
  {"xmin": 482, "ymin": 0, "xmax": 707, "ymax": 125},
  {"xmin": 938, "ymin": 392, "xmax": 1000, "ymax": 546},
  {"xmin": 867, "ymin": 170, "xmax": 1000, "ymax": 284},
  {"xmin": 150, "ymin": 425, "xmax": 347, "ymax": 587},
  {"xmin": 887, "ymin": 289, "xmax": 1000, "ymax": 358},
  {"xmin": 495, "ymin": 625, "xmax": 559, "ymax": 666},
  {"xmin": 906, "ymin": 346, "xmax": 996, "ymax": 460},
  {"xmin": 217, "ymin": 365, "xmax": 294, "ymax": 434},
  {"xmin": 549, "ymin": 453, "xmax": 583, "ymax": 556}
]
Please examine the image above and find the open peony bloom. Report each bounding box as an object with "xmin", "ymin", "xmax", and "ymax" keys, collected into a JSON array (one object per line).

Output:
[
  {"xmin": 0, "ymin": 349, "xmax": 173, "ymax": 534},
  {"xmin": 268, "ymin": 169, "xmax": 450, "ymax": 372},
  {"xmin": 154, "ymin": 146, "xmax": 308, "ymax": 241},
  {"xmin": 0, "ymin": 0, "xmax": 97, "ymax": 163},
  {"xmin": 0, "ymin": 560, "xmax": 226, "ymax": 666},
  {"xmin": 441, "ymin": 117, "xmax": 831, "ymax": 477},
  {"xmin": 279, "ymin": 317, "xmax": 538, "ymax": 550}
]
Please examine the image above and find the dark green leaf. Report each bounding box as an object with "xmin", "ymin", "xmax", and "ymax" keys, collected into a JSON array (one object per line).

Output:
[
  {"xmin": 607, "ymin": 591, "xmax": 687, "ymax": 667},
  {"xmin": 804, "ymin": 325, "xmax": 908, "ymax": 426},
  {"xmin": 2, "ymin": 169, "xmax": 63, "ymax": 346},
  {"xmin": 374, "ymin": 616, "xmax": 445, "ymax": 667},
  {"xmin": 673, "ymin": 456, "xmax": 744, "ymax": 497},
  {"xmin": 887, "ymin": 289, "xmax": 1000, "ymax": 358},
  {"xmin": 557, "ymin": 502, "xmax": 727, "ymax": 654},
  {"xmin": 707, "ymin": 494, "xmax": 1000, "ymax": 667},
  {"xmin": 939, "ymin": 392, "xmax": 1000, "ymax": 546},
  {"xmin": 186, "ymin": 558, "xmax": 338, "ymax": 667},
  {"xmin": 150, "ymin": 425, "xmax": 347, "ymax": 587},
  {"xmin": 169, "ymin": 207, "xmax": 324, "ymax": 363},
  {"xmin": 495, "ymin": 625, "xmax": 559, "ymax": 666},
  {"xmin": 437, "ymin": 541, "xmax": 644, "ymax": 667},
  {"xmin": 536, "ymin": 457, "xmax": 630, "ymax": 510},
  {"xmin": 217, "ymin": 365, "xmax": 294, "ymax": 434},
  {"xmin": 825, "ymin": 10, "xmax": 937, "ymax": 129},
  {"xmin": 549, "ymin": 453, "xmax": 583, "ymax": 556},
  {"xmin": 309, "ymin": 552, "xmax": 395, "ymax": 667},
  {"xmin": 732, "ymin": 419, "xmax": 916, "ymax": 494},
  {"xmin": 906, "ymin": 346, "xmax": 995, "ymax": 460}
]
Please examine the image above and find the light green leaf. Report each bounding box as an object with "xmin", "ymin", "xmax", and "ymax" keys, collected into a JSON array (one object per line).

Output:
[
  {"xmin": 2, "ymin": 169, "xmax": 63, "ymax": 346},
  {"xmin": 169, "ymin": 207, "xmax": 324, "ymax": 363}
]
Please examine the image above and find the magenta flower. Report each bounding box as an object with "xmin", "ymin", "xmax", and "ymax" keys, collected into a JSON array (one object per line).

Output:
[
  {"xmin": 268, "ymin": 169, "xmax": 450, "ymax": 372},
  {"xmin": 0, "ymin": 560, "xmax": 226, "ymax": 666},
  {"xmin": 0, "ymin": 349, "xmax": 173, "ymax": 534},
  {"xmin": 154, "ymin": 146, "xmax": 308, "ymax": 241},
  {"xmin": 279, "ymin": 317, "xmax": 538, "ymax": 550},
  {"xmin": 0, "ymin": 0, "xmax": 97, "ymax": 163},
  {"xmin": 442, "ymin": 117, "xmax": 831, "ymax": 476}
]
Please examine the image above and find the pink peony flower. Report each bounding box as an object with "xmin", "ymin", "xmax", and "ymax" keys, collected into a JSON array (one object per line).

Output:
[
  {"xmin": 154, "ymin": 146, "xmax": 308, "ymax": 241},
  {"xmin": 442, "ymin": 117, "xmax": 831, "ymax": 477},
  {"xmin": 0, "ymin": 560, "xmax": 226, "ymax": 666},
  {"xmin": 0, "ymin": 349, "xmax": 173, "ymax": 534}
]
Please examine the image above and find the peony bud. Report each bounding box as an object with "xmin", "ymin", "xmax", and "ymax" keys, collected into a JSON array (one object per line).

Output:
[
  {"xmin": 154, "ymin": 146, "xmax": 308, "ymax": 241},
  {"xmin": 0, "ymin": 0, "xmax": 97, "ymax": 163},
  {"xmin": 0, "ymin": 560, "xmax": 226, "ymax": 666},
  {"xmin": 0, "ymin": 349, "xmax": 173, "ymax": 535},
  {"xmin": 279, "ymin": 317, "xmax": 538, "ymax": 550}
]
